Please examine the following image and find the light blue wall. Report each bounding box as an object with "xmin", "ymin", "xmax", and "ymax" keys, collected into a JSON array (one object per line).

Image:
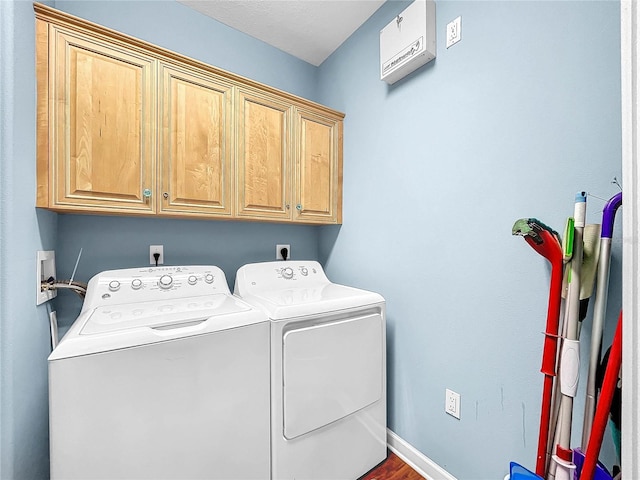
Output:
[
  {"xmin": 1, "ymin": 1, "xmax": 58, "ymax": 479},
  {"xmin": 318, "ymin": 0, "xmax": 622, "ymax": 478}
]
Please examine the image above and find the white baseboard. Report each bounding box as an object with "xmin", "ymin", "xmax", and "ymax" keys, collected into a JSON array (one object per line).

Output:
[{"xmin": 386, "ymin": 429, "xmax": 457, "ymax": 480}]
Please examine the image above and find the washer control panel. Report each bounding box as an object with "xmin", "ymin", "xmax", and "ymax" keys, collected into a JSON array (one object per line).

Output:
[{"xmin": 82, "ymin": 266, "xmax": 229, "ymax": 312}]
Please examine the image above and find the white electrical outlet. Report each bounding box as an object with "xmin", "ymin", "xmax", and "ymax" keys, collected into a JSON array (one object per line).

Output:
[
  {"xmin": 445, "ymin": 388, "xmax": 461, "ymax": 419},
  {"xmin": 150, "ymin": 245, "xmax": 164, "ymax": 265},
  {"xmin": 276, "ymin": 244, "xmax": 291, "ymax": 260},
  {"xmin": 446, "ymin": 16, "xmax": 462, "ymax": 49},
  {"xmin": 36, "ymin": 250, "xmax": 57, "ymax": 305}
]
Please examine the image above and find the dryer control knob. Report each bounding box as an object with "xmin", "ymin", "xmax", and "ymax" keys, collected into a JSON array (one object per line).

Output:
[
  {"xmin": 204, "ymin": 274, "xmax": 215, "ymax": 284},
  {"xmin": 108, "ymin": 280, "xmax": 121, "ymax": 292},
  {"xmin": 282, "ymin": 267, "xmax": 294, "ymax": 279},
  {"xmin": 158, "ymin": 274, "xmax": 173, "ymax": 289},
  {"xmin": 131, "ymin": 278, "xmax": 143, "ymax": 290},
  {"xmin": 188, "ymin": 275, "xmax": 198, "ymax": 285}
]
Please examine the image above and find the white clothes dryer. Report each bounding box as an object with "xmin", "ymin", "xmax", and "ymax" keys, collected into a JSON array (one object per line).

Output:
[
  {"xmin": 49, "ymin": 266, "xmax": 270, "ymax": 480},
  {"xmin": 234, "ymin": 261, "xmax": 386, "ymax": 480}
]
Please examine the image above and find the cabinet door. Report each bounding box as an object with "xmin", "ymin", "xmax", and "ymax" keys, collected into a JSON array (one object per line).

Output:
[
  {"xmin": 236, "ymin": 90, "xmax": 292, "ymax": 220},
  {"xmin": 160, "ymin": 64, "xmax": 234, "ymax": 217},
  {"xmin": 51, "ymin": 27, "xmax": 156, "ymax": 213},
  {"xmin": 294, "ymin": 109, "xmax": 343, "ymax": 224}
]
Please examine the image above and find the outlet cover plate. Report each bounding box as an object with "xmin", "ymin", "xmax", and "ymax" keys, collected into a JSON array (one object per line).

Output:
[
  {"xmin": 445, "ymin": 388, "xmax": 461, "ymax": 419},
  {"xmin": 37, "ymin": 250, "xmax": 56, "ymax": 305},
  {"xmin": 150, "ymin": 245, "xmax": 164, "ymax": 265},
  {"xmin": 446, "ymin": 16, "xmax": 462, "ymax": 49}
]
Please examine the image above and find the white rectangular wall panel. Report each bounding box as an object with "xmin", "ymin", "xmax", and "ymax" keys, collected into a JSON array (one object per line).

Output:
[{"xmin": 380, "ymin": 0, "xmax": 436, "ymax": 84}]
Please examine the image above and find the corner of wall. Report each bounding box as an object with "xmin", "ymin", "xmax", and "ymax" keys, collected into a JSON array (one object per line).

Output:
[{"xmin": 0, "ymin": 0, "xmax": 16, "ymax": 476}]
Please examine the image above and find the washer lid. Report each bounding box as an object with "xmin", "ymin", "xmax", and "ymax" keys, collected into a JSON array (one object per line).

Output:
[
  {"xmin": 238, "ymin": 283, "xmax": 384, "ymax": 320},
  {"xmin": 49, "ymin": 294, "xmax": 267, "ymax": 360}
]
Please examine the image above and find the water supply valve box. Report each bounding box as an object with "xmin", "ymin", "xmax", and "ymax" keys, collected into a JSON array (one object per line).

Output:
[{"xmin": 380, "ymin": 0, "xmax": 436, "ymax": 84}]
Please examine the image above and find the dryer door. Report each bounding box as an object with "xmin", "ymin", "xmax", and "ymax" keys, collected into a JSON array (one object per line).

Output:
[{"xmin": 282, "ymin": 312, "xmax": 383, "ymax": 439}]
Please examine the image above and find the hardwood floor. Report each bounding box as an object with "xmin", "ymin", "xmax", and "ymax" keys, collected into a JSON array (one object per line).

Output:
[{"xmin": 360, "ymin": 452, "xmax": 424, "ymax": 480}]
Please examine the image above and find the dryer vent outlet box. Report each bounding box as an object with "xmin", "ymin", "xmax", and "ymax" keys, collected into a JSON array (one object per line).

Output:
[{"xmin": 380, "ymin": 0, "xmax": 436, "ymax": 84}]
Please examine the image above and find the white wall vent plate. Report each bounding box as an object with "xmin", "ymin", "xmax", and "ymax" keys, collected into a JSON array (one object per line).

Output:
[{"xmin": 380, "ymin": 0, "xmax": 436, "ymax": 84}]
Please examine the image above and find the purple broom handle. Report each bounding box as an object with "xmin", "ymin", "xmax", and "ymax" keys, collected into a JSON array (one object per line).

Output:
[{"xmin": 601, "ymin": 192, "xmax": 622, "ymax": 239}]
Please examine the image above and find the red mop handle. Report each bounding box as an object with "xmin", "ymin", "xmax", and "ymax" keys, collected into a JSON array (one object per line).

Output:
[
  {"xmin": 581, "ymin": 311, "xmax": 622, "ymax": 480},
  {"xmin": 524, "ymin": 230, "xmax": 563, "ymax": 477}
]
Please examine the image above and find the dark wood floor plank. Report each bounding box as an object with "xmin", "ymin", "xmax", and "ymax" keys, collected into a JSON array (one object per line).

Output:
[{"xmin": 360, "ymin": 452, "xmax": 424, "ymax": 480}]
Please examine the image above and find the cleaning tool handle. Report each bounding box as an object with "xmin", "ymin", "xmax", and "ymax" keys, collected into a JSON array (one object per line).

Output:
[
  {"xmin": 553, "ymin": 192, "xmax": 588, "ymax": 465},
  {"xmin": 601, "ymin": 192, "xmax": 622, "ymax": 239},
  {"xmin": 521, "ymin": 227, "xmax": 563, "ymax": 477},
  {"xmin": 559, "ymin": 339, "xmax": 580, "ymax": 397},
  {"xmin": 512, "ymin": 217, "xmax": 563, "ymax": 478},
  {"xmin": 581, "ymin": 311, "xmax": 623, "ymax": 480},
  {"xmin": 581, "ymin": 192, "xmax": 621, "ymax": 447},
  {"xmin": 535, "ymin": 230, "xmax": 563, "ymax": 377},
  {"xmin": 551, "ymin": 447, "xmax": 576, "ymax": 480},
  {"xmin": 522, "ymin": 226, "xmax": 563, "ymax": 264},
  {"xmin": 574, "ymin": 191, "xmax": 587, "ymax": 228},
  {"xmin": 562, "ymin": 217, "xmax": 575, "ymax": 262}
]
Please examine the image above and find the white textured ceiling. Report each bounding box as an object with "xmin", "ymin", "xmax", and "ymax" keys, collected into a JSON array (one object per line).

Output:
[{"xmin": 179, "ymin": 0, "xmax": 386, "ymax": 66}]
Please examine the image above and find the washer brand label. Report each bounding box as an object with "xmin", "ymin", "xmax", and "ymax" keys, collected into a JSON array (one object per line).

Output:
[{"xmin": 382, "ymin": 37, "xmax": 424, "ymax": 75}]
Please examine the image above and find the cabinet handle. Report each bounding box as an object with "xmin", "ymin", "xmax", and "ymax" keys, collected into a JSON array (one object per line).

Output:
[
  {"xmin": 286, "ymin": 204, "xmax": 290, "ymax": 210},
  {"xmin": 296, "ymin": 204, "xmax": 302, "ymax": 211},
  {"xmin": 143, "ymin": 188, "xmax": 152, "ymax": 199},
  {"xmin": 163, "ymin": 192, "xmax": 169, "ymax": 199}
]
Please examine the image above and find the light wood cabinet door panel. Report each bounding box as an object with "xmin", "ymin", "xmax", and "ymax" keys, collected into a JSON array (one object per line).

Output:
[
  {"xmin": 160, "ymin": 65, "xmax": 233, "ymax": 216},
  {"xmin": 236, "ymin": 90, "xmax": 292, "ymax": 220},
  {"xmin": 294, "ymin": 109, "xmax": 342, "ymax": 224},
  {"xmin": 52, "ymin": 28, "xmax": 155, "ymax": 213}
]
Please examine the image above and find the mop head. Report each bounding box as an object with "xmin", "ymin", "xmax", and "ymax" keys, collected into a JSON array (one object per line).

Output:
[
  {"xmin": 580, "ymin": 224, "xmax": 602, "ymax": 300},
  {"xmin": 512, "ymin": 218, "xmax": 561, "ymax": 245},
  {"xmin": 560, "ymin": 223, "xmax": 602, "ymax": 301}
]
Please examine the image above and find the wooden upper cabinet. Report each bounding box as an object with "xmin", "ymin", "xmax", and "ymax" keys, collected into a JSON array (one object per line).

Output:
[
  {"xmin": 35, "ymin": 3, "xmax": 344, "ymax": 224},
  {"xmin": 43, "ymin": 23, "xmax": 156, "ymax": 213},
  {"xmin": 294, "ymin": 109, "xmax": 343, "ymax": 224},
  {"xmin": 159, "ymin": 64, "xmax": 233, "ymax": 217},
  {"xmin": 236, "ymin": 89, "xmax": 292, "ymax": 220}
]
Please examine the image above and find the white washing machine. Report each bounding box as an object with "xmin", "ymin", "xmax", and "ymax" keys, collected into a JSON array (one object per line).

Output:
[
  {"xmin": 49, "ymin": 265, "xmax": 270, "ymax": 480},
  {"xmin": 234, "ymin": 261, "xmax": 386, "ymax": 480}
]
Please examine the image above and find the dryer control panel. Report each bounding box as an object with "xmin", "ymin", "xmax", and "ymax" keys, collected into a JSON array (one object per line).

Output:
[
  {"xmin": 234, "ymin": 261, "xmax": 329, "ymax": 297},
  {"xmin": 82, "ymin": 266, "xmax": 229, "ymax": 313}
]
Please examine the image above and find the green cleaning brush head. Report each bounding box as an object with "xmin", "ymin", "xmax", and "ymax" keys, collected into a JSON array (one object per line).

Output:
[{"xmin": 512, "ymin": 218, "xmax": 561, "ymax": 245}]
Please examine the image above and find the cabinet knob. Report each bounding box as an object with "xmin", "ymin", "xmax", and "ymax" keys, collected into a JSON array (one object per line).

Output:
[
  {"xmin": 296, "ymin": 204, "xmax": 302, "ymax": 211},
  {"xmin": 286, "ymin": 204, "xmax": 290, "ymax": 210},
  {"xmin": 163, "ymin": 192, "xmax": 169, "ymax": 199},
  {"xmin": 143, "ymin": 188, "xmax": 152, "ymax": 198}
]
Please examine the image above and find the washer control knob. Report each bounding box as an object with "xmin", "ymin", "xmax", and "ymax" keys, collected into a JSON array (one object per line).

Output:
[
  {"xmin": 204, "ymin": 274, "xmax": 214, "ymax": 284},
  {"xmin": 282, "ymin": 267, "xmax": 294, "ymax": 279},
  {"xmin": 300, "ymin": 267, "xmax": 308, "ymax": 276},
  {"xmin": 188, "ymin": 275, "xmax": 198, "ymax": 285},
  {"xmin": 131, "ymin": 278, "xmax": 143, "ymax": 290},
  {"xmin": 158, "ymin": 274, "xmax": 173, "ymax": 289},
  {"xmin": 108, "ymin": 280, "xmax": 121, "ymax": 292}
]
